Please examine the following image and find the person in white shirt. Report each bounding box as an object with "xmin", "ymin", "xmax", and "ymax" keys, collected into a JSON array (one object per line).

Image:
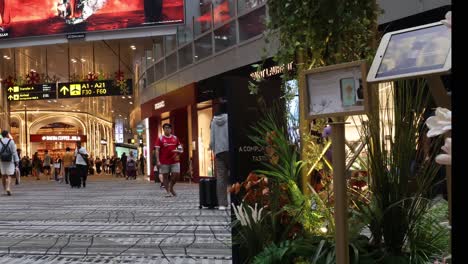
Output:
[
  {"xmin": 74, "ymin": 141, "xmax": 89, "ymax": 188},
  {"xmin": 0, "ymin": 130, "xmax": 20, "ymax": 196}
]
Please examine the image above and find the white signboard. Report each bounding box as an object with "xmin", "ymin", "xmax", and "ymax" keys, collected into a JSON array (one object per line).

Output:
[{"xmin": 303, "ymin": 61, "xmax": 368, "ymax": 119}]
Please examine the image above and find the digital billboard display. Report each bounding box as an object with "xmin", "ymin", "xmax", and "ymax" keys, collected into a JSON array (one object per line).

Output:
[{"xmin": 0, "ymin": 0, "xmax": 184, "ymax": 39}]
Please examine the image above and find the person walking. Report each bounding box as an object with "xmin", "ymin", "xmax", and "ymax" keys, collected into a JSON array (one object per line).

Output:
[
  {"xmin": 155, "ymin": 123, "xmax": 183, "ymax": 197},
  {"xmin": 15, "ymin": 148, "xmax": 21, "ymax": 185},
  {"xmin": 139, "ymin": 153, "xmax": 145, "ymax": 176},
  {"xmin": 62, "ymin": 147, "xmax": 74, "ymax": 184},
  {"xmin": 0, "ymin": 130, "xmax": 19, "ymax": 196},
  {"xmin": 209, "ymin": 102, "xmax": 230, "ymax": 210},
  {"xmin": 126, "ymin": 151, "xmax": 137, "ymax": 180},
  {"xmin": 121, "ymin": 152, "xmax": 127, "ymax": 178},
  {"xmin": 74, "ymin": 141, "xmax": 89, "ymax": 188},
  {"xmin": 32, "ymin": 152, "xmax": 41, "ymax": 180},
  {"xmin": 43, "ymin": 150, "xmax": 52, "ymax": 180}
]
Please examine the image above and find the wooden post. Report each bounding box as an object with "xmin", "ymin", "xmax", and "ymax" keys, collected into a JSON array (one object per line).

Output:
[{"xmin": 330, "ymin": 117, "xmax": 349, "ymax": 264}]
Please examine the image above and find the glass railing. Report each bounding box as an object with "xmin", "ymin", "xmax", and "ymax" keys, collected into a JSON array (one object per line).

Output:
[{"xmin": 142, "ymin": 1, "xmax": 267, "ymax": 86}]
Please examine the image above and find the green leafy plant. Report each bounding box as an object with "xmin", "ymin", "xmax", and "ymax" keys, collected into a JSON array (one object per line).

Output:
[{"xmin": 356, "ymin": 79, "xmax": 449, "ymax": 262}]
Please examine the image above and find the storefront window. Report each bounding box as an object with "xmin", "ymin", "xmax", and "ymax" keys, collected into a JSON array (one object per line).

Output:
[{"xmin": 197, "ymin": 106, "xmax": 213, "ymax": 177}]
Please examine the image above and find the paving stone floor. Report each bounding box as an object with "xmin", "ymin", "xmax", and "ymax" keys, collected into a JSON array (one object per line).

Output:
[{"xmin": 0, "ymin": 175, "xmax": 232, "ymax": 263}]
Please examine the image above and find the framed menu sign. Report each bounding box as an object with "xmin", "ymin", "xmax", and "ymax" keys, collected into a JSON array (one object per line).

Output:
[{"xmin": 302, "ymin": 60, "xmax": 369, "ymax": 119}]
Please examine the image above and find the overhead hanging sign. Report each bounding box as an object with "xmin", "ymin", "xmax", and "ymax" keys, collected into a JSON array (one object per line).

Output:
[
  {"xmin": 0, "ymin": 0, "xmax": 184, "ymax": 40},
  {"xmin": 6, "ymin": 83, "xmax": 57, "ymax": 101},
  {"xmin": 57, "ymin": 79, "xmax": 133, "ymax": 98}
]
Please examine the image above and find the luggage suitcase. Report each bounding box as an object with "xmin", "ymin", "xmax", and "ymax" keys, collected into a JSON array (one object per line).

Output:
[
  {"xmin": 69, "ymin": 166, "xmax": 81, "ymax": 188},
  {"xmin": 199, "ymin": 177, "xmax": 218, "ymax": 209}
]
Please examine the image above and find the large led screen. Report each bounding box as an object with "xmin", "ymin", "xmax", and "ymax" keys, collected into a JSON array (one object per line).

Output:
[{"xmin": 0, "ymin": 0, "xmax": 184, "ymax": 39}]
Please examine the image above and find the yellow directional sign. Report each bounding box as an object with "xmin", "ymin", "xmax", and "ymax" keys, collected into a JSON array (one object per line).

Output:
[
  {"xmin": 70, "ymin": 84, "xmax": 81, "ymax": 96},
  {"xmin": 13, "ymin": 94, "xmax": 19, "ymax": 100},
  {"xmin": 60, "ymin": 85, "xmax": 70, "ymax": 95}
]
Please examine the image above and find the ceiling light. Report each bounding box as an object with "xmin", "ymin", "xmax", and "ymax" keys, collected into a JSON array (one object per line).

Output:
[
  {"xmin": 111, "ymin": 110, "xmax": 114, "ymax": 112},
  {"xmin": 129, "ymin": 102, "xmax": 133, "ymax": 105},
  {"xmin": 127, "ymin": 96, "xmax": 132, "ymax": 99},
  {"xmin": 47, "ymin": 100, "xmax": 51, "ymax": 103},
  {"xmin": 147, "ymin": 57, "xmax": 152, "ymax": 60},
  {"xmin": 130, "ymin": 45, "xmax": 136, "ymax": 50},
  {"xmin": 60, "ymin": 105, "xmax": 64, "ymax": 108},
  {"xmin": 71, "ymin": 59, "xmax": 77, "ymax": 63},
  {"xmin": 122, "ymin": 96, "xmax": 126, "ymax": 99},
  {"xmin": 80, "ymin": 58, "xmax": 86, "ymax": 62},
  {"xmin": 119, "ymin": 114, "xmax": 122, "ymax": 117},
  {"xmin": 53, "ymin": 100, "xmax": 57, "ymax": 102}
]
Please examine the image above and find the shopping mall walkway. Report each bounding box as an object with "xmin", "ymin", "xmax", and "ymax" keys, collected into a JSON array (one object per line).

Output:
[{"xmin": 0, "ymin": 175, "xmax": 232, "ymax": 263}]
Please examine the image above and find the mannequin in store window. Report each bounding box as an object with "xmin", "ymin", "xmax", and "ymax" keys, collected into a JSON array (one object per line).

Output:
[{"xmin": 209, "ymin": 101, "xmax": 230, "ymax": 210}]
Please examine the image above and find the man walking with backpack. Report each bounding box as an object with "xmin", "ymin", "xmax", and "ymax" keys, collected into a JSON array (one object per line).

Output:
[{"xmin": 0, "ymin": 130, "xmax": 19, "ymax": 196}]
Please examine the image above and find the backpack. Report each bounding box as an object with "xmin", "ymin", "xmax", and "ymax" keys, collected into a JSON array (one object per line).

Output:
[
  {"xmin": 127, "ymin": 159, "xmax": 136, "ymax": 170},
  {"xmin": 0, "ymin": 139, "xmax": 13, "ymax": 162}
]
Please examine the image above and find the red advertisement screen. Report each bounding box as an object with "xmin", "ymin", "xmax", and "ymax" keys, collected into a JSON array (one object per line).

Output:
[{"xmin": 0, "ymin": 0, "xmax": 184, "ymax": 39}]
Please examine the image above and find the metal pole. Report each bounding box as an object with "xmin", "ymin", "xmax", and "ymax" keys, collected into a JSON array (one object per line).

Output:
[{"xmin": 330, "ymin": 118, "xmax": 349, "ymax": 264}]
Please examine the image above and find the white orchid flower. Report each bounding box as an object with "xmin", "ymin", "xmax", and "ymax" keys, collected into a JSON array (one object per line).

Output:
[
  {"xmin": 232, "ymin": 203, "xmax": 265, "ymax": 227},
  {"xmin": 435, "ymin": 137, "xmax": 451, "ymax": 165},
  {"xmin": 426, "ymin": 107, "xmax": 451, "ymax": 137},
  {"xmin": 232, "ymin": 203, "xmax": 248, "ymax": 226},
  {"xmin": 247, "ymin": 203, "xmax": 265, "ymax": 224},
  {"xmin": 441, "ymin": 11, "xmax": 451, "ymax": 28}
]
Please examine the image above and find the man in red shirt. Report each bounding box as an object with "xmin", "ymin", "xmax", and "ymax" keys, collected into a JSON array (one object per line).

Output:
[{"xmin": 155, "ymin": 123, "xmax": 183, "ymax": 197}]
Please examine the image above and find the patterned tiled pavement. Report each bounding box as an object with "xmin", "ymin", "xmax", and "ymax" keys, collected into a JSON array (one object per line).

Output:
[{"xmin": 0, "ymin": 175, "xmax": 232, "ymax": 263}]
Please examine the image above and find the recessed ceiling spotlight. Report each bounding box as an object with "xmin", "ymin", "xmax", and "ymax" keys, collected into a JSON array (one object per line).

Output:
[
  {"xmin": 130, "ymin": 45, "xmax": 136, "ymax": 50},
  {"xmin": 80, "ymin": 58, "xmax": 86, "ymax": 62},
  {"xmin": 111, "ymin": 110, "xmax": 114, "ymax": 112},
  {"xmin": 53, "ymin": 100, "xmax": 57, "ymax": 102},
  {"xmin": 119, "ymin": 114, "xmax": 122, "ymax": 117},
  {"xmin": 60, "ymin": 105, "xmax": 64, "ymax": 108},
  {"xmin": 127, "ymin": 96, "xmax": 132, "ymax": 99},
  {"xmin": 147, "ymin": 57, "xmax": 152, "ymax": 60},
  {"xmin": 47, "ymin": 100, "xmax": 51, "ymax": 103},
  {"xmin": 71, "ymin": 59, "xmax": 77, "ymax": 63},
  {"xmin": 122, "ymin": 96, "xmax": 125, "ymax": 99},
  {"xmin": 129, "ymin": 102, "xmax": 133, "ymax": 105}
]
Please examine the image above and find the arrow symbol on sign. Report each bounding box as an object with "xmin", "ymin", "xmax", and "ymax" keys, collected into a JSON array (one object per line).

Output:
[
  {"xmin": 60, "ymin": 86, "xmax": 69, "ymax": 95},
  {"xmin": 7, "ymin": 87, "xmax": 13, "ymax": 92},
  {"xmin": 8, "ymin": 95, "xmax": 13, "ymax": 100}
]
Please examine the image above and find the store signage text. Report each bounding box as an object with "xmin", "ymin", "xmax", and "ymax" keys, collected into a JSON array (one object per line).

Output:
[
  {"xmin": 249, "ymin": 62, "xmax": 294, "ymax": 80},
  {"xmin": 30, "ymin": 134, "xmax": 87, "ymax": 142},
  {"xmin": 154, "ymin": 101, "xmax": 165, "ymax": 110},
  {"xmin": 57, "ymin": 79, "xmax": 133, "ymax": 99}
]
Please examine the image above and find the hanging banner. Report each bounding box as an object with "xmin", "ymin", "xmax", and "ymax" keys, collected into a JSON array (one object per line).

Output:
[
  {"xmin": 0, "ymin": 0, "xmax": 184, "ymax": 40},
  {"xmin": 57, "ymin": 79, "xmax": 132, "ymax": 98}
]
